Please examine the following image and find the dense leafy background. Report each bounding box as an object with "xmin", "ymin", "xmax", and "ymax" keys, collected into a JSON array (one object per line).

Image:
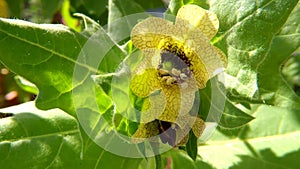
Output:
[{"xmin": 0, "ymin": 0, "xmax": 299, "ymax": 168}]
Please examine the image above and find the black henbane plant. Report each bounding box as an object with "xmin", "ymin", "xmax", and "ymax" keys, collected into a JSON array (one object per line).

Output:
[{"xmin": 0, "ymin": 0, "xmax": 299, "ymax": 169}]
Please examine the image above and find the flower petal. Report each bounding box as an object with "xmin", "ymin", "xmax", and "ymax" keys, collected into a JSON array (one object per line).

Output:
[
  {"xmin": 140, "ymin": 92, "xmax": 166, "ymax": 123},
  {"xmin": 157, "ymin": 85, "xmax": 181, "ymax": 123},
  {"xmin": 131, "ymin": 17, "xmax": 174, "ymax": 50},
  {"xmin": 130, "ymin": 68, "xmax": 161, "ymax": 97},
  {"xmin": 131, "ymin": 120, "xmax": 160, "ymax": 143},
  {"xmin": 213, "ymin": 46, "xmax": 228, "ymax": 69},
  {"xmin": 176, "ymin": 133, "xmax": 189, "ymax": 146},
  {"xmin": 184, "ymin": 29, "xmax": 227, "ymax": 87},
  {"xmin": 157, "ymin": 80, "xmax": 197, "ymax": 124},
  {"xmin": 176, "ymin": 4, "xmax": 219, "ymax": 39},
  {"xmin": 175, "ymin": 115, "xmax": 205, "ymax": 144},
  {"xmin": 132, "ymin": 49, "xmax": 161, "ymax": 75},
  {"xmin": 175, "ymin": 119, "xmax": 192, "ymax": 145},
  {"xmin": 192, "ymin": 117, "xmax": 205, "ymax": 138}
]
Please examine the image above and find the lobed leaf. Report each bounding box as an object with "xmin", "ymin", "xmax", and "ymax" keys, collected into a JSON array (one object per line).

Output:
[
  {"xmin": 210, "ymin": 0, "xmax": 300, "ymax": 108},
  {"xmin": 0, "ymin": 102, "xmax": 143, "ymax": 169},
  {"xmin": 0, "ymin": 17, "xmax": 125, "ymax": 116},
  {"xmin": 0, "ymin": 18, "xmax": 88, "ymax": 115}
]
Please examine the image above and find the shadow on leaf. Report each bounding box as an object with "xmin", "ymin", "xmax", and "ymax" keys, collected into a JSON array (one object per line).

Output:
[{"xmin": 230, "ymin": 148, "xmax": 300, "ymax": 169}]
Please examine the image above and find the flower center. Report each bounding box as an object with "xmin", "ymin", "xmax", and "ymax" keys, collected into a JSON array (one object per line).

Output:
[{"xmin": 157, "ymin": 38, "xmax": 192, "ymax": 86}]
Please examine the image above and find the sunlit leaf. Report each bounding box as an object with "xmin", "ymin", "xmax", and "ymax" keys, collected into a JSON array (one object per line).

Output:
[
  {"xmin": 210, "ymin": 0, "xmax": 300, "ymax": 108},
  {"xmin": 0, "ymin": 102, "xmax": 81, "ymax": 168},
  {"xmin": 199, "ymin": 104, "xmax": 300, "ymax": 169}
]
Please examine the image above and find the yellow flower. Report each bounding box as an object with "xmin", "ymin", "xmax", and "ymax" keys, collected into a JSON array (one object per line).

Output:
[{"xmin": 130, "ymin": 5, "xmax": 227, "ymax": 146}]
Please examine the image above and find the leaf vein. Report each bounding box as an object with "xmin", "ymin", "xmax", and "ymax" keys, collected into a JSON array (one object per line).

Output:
[
  {"xmin": 45, "ymin": 138, "xmax": 64, "ymax": 169},
  {"xmin": 217, "ymin": 0, "xmax": 275, "ymax": 42},
  {"xmin": 0, "ymin": 28, "xmax": 100, "ymax": 73},
  {"xmin": 1, "ymin": 129, "xmax": 79, "ymax": 142}
]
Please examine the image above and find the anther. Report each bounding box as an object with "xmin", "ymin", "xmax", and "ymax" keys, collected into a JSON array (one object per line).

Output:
[
  {"xmin": 180, "ymin": 73, "xmax": 188, "ymax": 80},
  {"xmin": 171, "ymin": 68, "xmax": 181, "ymax": 77},
  {"xmin": 159, "ymin": 69, "xmax": 169, "ymax": 76},
  {"xmin": 171, "ymin": 123, "xmax": 176, "ymax": 129}
]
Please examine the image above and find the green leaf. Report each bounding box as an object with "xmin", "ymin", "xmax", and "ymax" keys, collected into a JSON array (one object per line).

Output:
[
  {"xmin": 40, "ymin": 0, "xmax": 63, "ymax": 20},
  {"xmin": 0, "ymin": 102, "xmax": 81, "ymax": 168},
  {"xmin": 0, "ymin": 18, "xmax": 88, "ymax": 115},
  {"xmin": 0, "ymin": 18, "xmax": 124, "ymax": 116},
  {"xmin": 5, "ymin": 0, "xmax": 23, "ymax": 18},
  {"xmin": 282, "ymin": 52, "xmax": 300, "ymax": 87},
  {"xmin": 161, "ymin": 149, "xmax": 214, "ymax": 169},
  {"xmin": 199, "ymin": 78, "xmax": 254, "ymax": 129},
  {"xmin": 2, "ymin": 0, "xmax": 299, "ymax": 168},
  {"xmin": 61, "ymin": 0, "xmax": 81, "ymax": 31},
  {"xmin": 198, "ymin": 104, "xmax": 300, "ymax": 169},
  {"xmin": 21, "ymin": 0, "xmax": 63, "ymax": 23},
  {"xmin": 230, "ymin": 149, "xmax": 300, "ymax": 169},
  {"xmin": 108, "ymin": 0, "xmax": 145, "ymax": 22},
  {"xmin": 80, "ymin": 0, "xmax": 108, "ymax": 16},
  {"xmin": 0, "ymin": 102, "xmax": 143, "ymax": 168},
  {"xmin": 0, "ymin": 16, "xmax": 142, "ymax": 166},
  {"xmin": 135, "ymin": 0, "xmax": 165, "ymax": 10},
  {"xmin": 165, "ymin": 0, "xmax": 184, "ymax": 16},
  {"xmin": 69, "ymin": 0, "xmax": 109, "ymax": 26},
  {"xmin": 256, "ymin": 2, "xmax": 300, "ymax": 109},
  {"xmin": 92, "ymin": 51, "xmax": 144, "ymax": 135},
  {"xmin": 211, "ymin": 0, "xmax": 300, "ymax": 108},
  {"xmin": 219, "ymin": 101, "xmax": 254, "ymax": 129},
  {"xmin": 166, "ymin": 0, "xmax": 209, "ymax": 15},
  {"xmin": 14, "ymin": 76, "xmax": 38, "ymax": 95},
  {"xmin": 107, "ymin": 0, "xmax": 148, "ymax": 42},
  {"xmin": 79, "ymin": 127, "xmax": 142, "ymax": 169},
  {"xmin": 186, "ymin": 131, "xmax": 198, "ymax": 161}
]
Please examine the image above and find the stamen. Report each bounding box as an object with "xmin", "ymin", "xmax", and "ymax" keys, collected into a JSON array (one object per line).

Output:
[
  {"xmin": 171, "ymin": 123, "xmax": 176, "ymax": 129},
  {"xmin": 159, "ymin": 69, "xmax": 169, "ymax": 76},
  {"xmin": 180, "ymin": 73, "xmax": 188, "ymax": 80},
  {"xmin": 171, "ymin": 68, "xmax": 181, "ymax": 77},
  {"xmin": 157, "ymin": 39, "xmax": 195, "ymax": 87}
]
